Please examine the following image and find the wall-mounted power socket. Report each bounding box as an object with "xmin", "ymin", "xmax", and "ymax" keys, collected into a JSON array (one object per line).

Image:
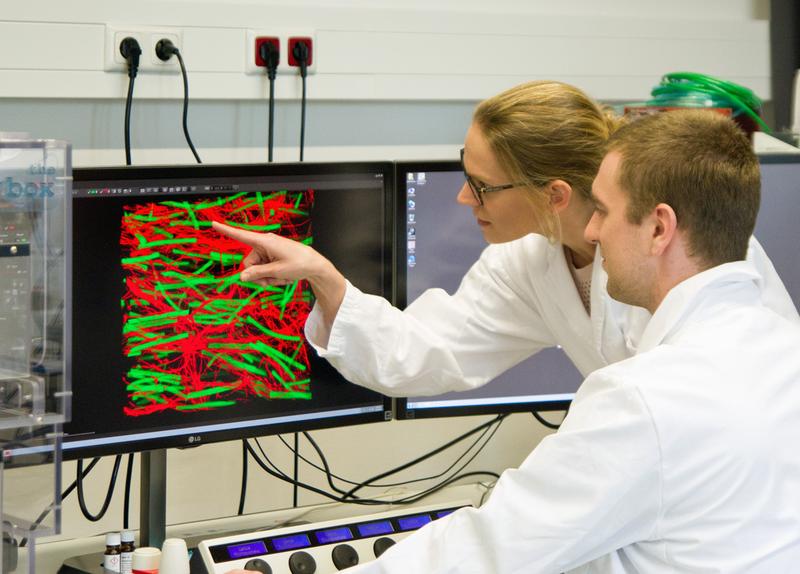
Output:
[
  {"xmin": 104, "ymin": 25, "xmax": 183, "ymax": 73},
  {"xmin": 244, "ymin": 29, "xmax": 316, "ymax": 75}
]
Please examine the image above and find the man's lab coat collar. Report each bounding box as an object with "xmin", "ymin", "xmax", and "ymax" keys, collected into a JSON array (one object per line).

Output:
[{"xmin": 636, "ymin": 260, "xmax": 763, "ymax": 354}]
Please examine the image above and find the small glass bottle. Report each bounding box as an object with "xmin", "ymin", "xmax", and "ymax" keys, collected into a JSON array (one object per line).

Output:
[
  {"xmin": 120, "ymin": 530, "xmax": 136, "ymax": 574},
  {"xmin": 104, "ymin": 532, "xmax": 122, "ymax": 573}
]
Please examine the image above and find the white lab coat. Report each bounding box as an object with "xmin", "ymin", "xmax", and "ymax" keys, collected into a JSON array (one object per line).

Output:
[
  {"xmin": 306, "ymin": 233, "xmax": 798, "ymax": 396},
  {"xmin": 344, "ymin": 261, "xmax": 800, "ymax": 573}
]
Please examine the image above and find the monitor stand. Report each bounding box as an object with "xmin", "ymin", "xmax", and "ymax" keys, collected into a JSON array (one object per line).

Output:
[
  {"xmin": 140, "ymin": 449, "xmax": 167, "ymax": 548},
  {"xmin": 58, "ymin": 449, "xmax": 168, "ymax": 574}
]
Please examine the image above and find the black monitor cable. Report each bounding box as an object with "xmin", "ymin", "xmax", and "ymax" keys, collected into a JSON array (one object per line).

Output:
[
  {"xmin": 246, "ymin": 414, "xmax": 505, "ymax": 506},
  {"xmin": 293, "ymin": 433, "xmax": 300, "ymax": 507},
  {"xmin": 236, "ymin": 397, "xmax": 503, "ymax": 513},
  {"xmin": 122, "ymin": 453, "xmax": 135, "ymax": 529},
  {"xmin": 246, "ymin": 416, "xmax": 502, "ymax": 507},
  {"xmin": 340, "ymin": 414, "xmax": 506, "ymax": 501},
  {"xmin": 120, "ymin": 37, "xmax": 142, "ymax": 166},
  {"xmin": 365, "ymin": 416, "xmax": 504, "ymax": 505},
  {"xmin": 259, "ymin": 41, "xmax": 280, "ymax": 162},
  {"xmin": 156, "ymin": 38, "xmax": 202, "ymax": 164},
  {"xmin": 292, "ymin": 41, "xmax": 310, "ymax": 161},
  {"xmin": 238, "ymin": 439, "xmax": 248, "ymax": 515},
  {"xmin": 284, "ymin": 418, "xmax": 501, "ymax": 497},
  {"xmin": 532, "ymin": 411, "xmax": 561, "ymax": 430},
  {"xmin": 76, "ymin": 455, "xmax": 123, "ymax": 522},
  {"xmin": 119, "ymin": 35, "xmax": 142, "ymax": 529},
  {"xmin": 532, "ymin": 401, "xmax": 570, "ymax": 430}
]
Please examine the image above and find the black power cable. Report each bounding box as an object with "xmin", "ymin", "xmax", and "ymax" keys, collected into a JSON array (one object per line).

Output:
[
  {"xmin": 259, "ymin": 40, "xmax": 280, "ymax": 162},
  {"xmin": 247, "ymin": 414, "xmax": 506, "ymax": 506},
  {"xmin": 155, "ymin": 38, "xmax": 202, "ymax": 164},
  {"xmin": 342, "ymin": 415, "xmax": 506, "ymax": 501},
  {"xmin": 76, "ymin": 456, "xmax": 123, "ymax": 522},
  {"xmin": 293, "ymin": 433, "xmax": 300, "ymax": 507},
  {"xmin": 287, "ymin": 419, "xmax": 500, "ymax": 494},
  {"xmin": 247, "ymin": 417, "xmax": 503, "ymax": 507},
  {"xmin": 117, "ymin": 36, "xmax": 143, "ymax": 529},
  {"xmin": 532, "ymin": 410, "xmax": 562, "ymax": 430},
  {"xmin": 238, "ymin": 439, "xmax": 248, "ymax": 516},
  {"xmin": 122, "ymin": 453, "xmax": 135, "ymax": 529},
  {"xmin": 292, "ymin": 40, "xmax": 310, "ymax": 161},
  {"xmin": 119, "ymin": 37, "xmax": 142, "ymax": 166}
]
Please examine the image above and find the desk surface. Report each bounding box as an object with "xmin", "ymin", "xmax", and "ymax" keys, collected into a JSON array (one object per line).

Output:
[{"xmin": 22, "ymin": 483, "xmax": 488, "ymax": 574}]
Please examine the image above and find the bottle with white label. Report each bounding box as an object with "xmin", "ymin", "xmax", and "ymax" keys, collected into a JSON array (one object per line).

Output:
[
  {"xmin": 103, "ymin": 532, "xmax": 122, "ymax": 573},
  {"xmin": 120, "ymin": 530, "xmax": 135, "ymax": 574}
]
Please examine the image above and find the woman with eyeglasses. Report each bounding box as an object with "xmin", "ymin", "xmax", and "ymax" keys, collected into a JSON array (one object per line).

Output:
[{"xmin": 213, "ymin": 80, "xmax": 795, "ymax": 398}]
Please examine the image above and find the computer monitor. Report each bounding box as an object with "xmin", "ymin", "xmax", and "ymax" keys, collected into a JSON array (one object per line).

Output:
[
  {"xmin": 394, "ymin": 155, "xmax": 800, "ymax": 420},
  {"xmin": 63, "ymin": 162, "xmax": 393, "ymax": 458},
  {"xmin": 394, "ymin": 161, "xmax": 582, "ymax": 420},
  {"xmin": 754, "ymin": 155, "xmax": 800, "ymax": 309}
]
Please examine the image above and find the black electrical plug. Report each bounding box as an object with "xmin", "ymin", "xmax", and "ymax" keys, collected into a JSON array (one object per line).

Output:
[
  {"xmin": 292, "ymin": 40, "xmax": 310, "ymax": 78},
  {"xmin": 155, "ymin": 38, "xmax": 202, "ymax": 163},
  {"xmin": 155, "ymin": 38, "xmax": 179, "ymax": 61},
  {"xmin": 291, "ymin": 39, "xmax": 311, "ymax": 161},
  {"xmin": 120, "ymin": 37, "xmax": 142, "ymax": 165},
  {"xmin": 259, "ymin": 41, "xmax": 280, "ymax": 81},
  {"xmin": 119, "ymin": 37, "xmax": 142, "ymax": 78}
]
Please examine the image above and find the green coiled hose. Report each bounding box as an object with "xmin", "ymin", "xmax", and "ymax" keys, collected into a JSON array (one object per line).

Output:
[{"xmin": 648, "ymin": 72, "xmax": 770, "ymax": 133}]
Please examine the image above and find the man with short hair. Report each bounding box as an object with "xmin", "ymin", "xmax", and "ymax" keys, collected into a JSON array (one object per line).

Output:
[{"xmin": 337, "ymin": 110, "xmax": 800, "ymax": 572}]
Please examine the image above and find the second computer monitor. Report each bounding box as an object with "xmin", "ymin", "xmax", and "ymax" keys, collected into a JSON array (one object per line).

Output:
[{"xmin": 395, "ymin": 160, "xmax": 582, "ymax": 419}]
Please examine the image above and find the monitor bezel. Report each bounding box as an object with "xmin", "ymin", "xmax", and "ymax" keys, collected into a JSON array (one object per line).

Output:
[
  {"xmin": 63, "ymin": 161, "xmax": 395, "ymax": 459},
  {"xmin": 393, "ymin": 159, "xmax": 574, "ymax": 420}
]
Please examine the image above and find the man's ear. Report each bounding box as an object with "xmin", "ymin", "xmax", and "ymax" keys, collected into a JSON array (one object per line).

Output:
[
  {"xmin": 649, "ymin": 202, "xmax": 678, "ymax": 255},
  {"xmin": 549, "ymin": 180, "xmax": 574, "ymax": 213}
]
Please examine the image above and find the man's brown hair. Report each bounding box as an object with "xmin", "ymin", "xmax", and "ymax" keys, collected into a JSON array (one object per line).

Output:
[{"xmin": 606, "ymin": 110, "xmax": 760, "ymax": 266}]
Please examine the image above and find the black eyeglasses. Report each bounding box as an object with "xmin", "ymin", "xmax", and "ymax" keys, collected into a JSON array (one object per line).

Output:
[{"xmin": 459, "ymin": 148, "xmax": 524, "ymax": 205}]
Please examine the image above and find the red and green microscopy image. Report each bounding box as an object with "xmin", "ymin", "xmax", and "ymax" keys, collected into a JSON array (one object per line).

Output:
[{"xmin": 119, "ymin": 190, "xmax": 314, "ymax": 416}]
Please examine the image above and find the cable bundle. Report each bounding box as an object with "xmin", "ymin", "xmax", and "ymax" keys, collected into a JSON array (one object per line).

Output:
[{"xmin": 647, "ymin": 72, "xmax": 770, "ymax": 133}]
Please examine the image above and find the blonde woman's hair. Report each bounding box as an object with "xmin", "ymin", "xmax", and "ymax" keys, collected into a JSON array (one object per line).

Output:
[{"xmin": 473, "ymin": 80, "xmax": 624, "ymax": 239}]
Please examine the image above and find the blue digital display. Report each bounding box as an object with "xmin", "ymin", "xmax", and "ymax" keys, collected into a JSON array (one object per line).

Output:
[
  {"xmin": 436, "ymin": 510, "xmax": 456, "ymax": 519},
  {"xmin": 315, "ymin": 526, "xmax": 354, "ymax": 545},
  {"xmin": 227, "ymin": 541, "xmax": 267, "ymax": 559},
  {"xmin": 397, "ymin": 514, "xmax": 432, "ymax": 531},
  {"xmin": 357, "ymin": 520, "xmax": 395, "ymax": 537},
  {"xmin": 272, "ymin": 534, "xmax": 311, "ymax": 552}
]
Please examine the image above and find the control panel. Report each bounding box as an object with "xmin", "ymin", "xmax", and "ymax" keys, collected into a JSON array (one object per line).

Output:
[
  {"xmin": 198, "ymin": 501, "xmax": 471, "ymax": 574},
  {"xmin": 0, "ymin": 214, "xmax": 31, "ymax": 381}
]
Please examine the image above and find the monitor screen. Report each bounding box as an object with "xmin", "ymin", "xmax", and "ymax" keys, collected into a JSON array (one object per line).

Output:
[
  {"xmin": 61, "ymin": 162, "xmax": 393, "ymax": 458},
  {"xmin": 753, "ymin": 155, "xmax": 800, "ymax": 309},
  {"xmin": 394, "ymin": 161, "xmax": 582, "ymax": 419},
  {"xmin": 394, "ymin": 156, "xmax": 800, "ymax": 420}
]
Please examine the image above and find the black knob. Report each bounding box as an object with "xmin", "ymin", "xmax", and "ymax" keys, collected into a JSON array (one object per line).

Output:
[
  {"xmin": 288, "ymin": 550, "xmax": 317, "ymax": 574},
  {"xmin": 373, "ymin": 537, "xmax": 396, "ymax": 558},
  {"xmin": 243, "ymin": 558, "xmax": 272, "ymax": 574},
  {"xmin": 331, "ymin": 544, "xmax": 359, "ymax": 570}
]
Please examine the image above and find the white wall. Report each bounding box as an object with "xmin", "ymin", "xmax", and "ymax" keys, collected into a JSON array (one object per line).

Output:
[
  {"xmin": 1, "ymin": 0, "xmax": 771, "ymax": 552},
  {"xmin": 0, "ymin": 0, "xmax": 770, "ymax": 103}
]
